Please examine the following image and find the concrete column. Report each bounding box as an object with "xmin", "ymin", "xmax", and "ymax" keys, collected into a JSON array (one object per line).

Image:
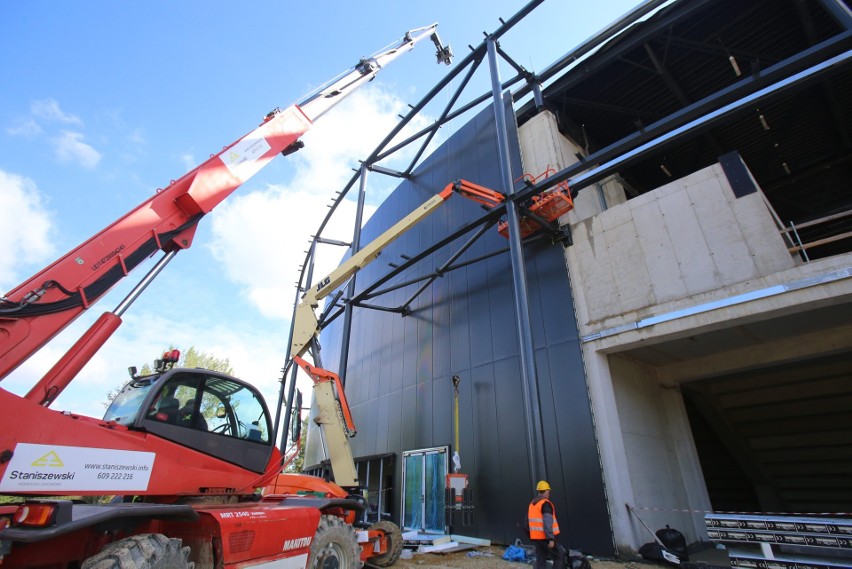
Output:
[
  {"xmin": 582, "ymin": 349, "xmax": 636, "ymax": 554},
  {"xmin": 660, "ymin": 385, "xmax": 713, "ymax": 539}
]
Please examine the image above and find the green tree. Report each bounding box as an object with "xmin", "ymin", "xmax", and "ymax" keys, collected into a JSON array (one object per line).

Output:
[
  {"xmin": 139, "ymin": 346, "xmax": 234, "ymax": 376},
  {"xmin": 285, "ymin": 415, "xmax": 309, "ymax": 473},
  {"xmin": 103, "ymin": 346, "xmax": 234, "ymax": 409},
  {"xmin": 185, "ymin": 346, "xmax": 233, "ymax": 374}
]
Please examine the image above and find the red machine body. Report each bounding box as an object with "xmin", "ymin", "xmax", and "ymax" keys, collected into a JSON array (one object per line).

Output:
[
  {"xmin": 0, "ymin": 24, "xmax": 447, "ymax": 569},
  {"xmin": 3, "ymin": 502, "xmax": 321, "ymax": 569},
  {"xmin": 0, "ymin": 390, "xmax": 279, "ymax": 496},
  {"xmin": 0, "ymin": 106, "xmax": 311, "ymax": 388}
]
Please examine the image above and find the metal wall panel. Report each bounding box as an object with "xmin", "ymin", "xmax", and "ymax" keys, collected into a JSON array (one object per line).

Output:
[
  {"xmin": 432, "ymin": 375, "xmax": 453, "ymax": 448},
  {"xmin": 314, "ymin": 102, "xmax": 613, "ymax": 553},
  {"xmin": 375, "ymin": 392, "xmax": 390, "ymax": 455},
  {"xmin": 387, "ymin": 390, "xmax": 403, "ymax": 458}
]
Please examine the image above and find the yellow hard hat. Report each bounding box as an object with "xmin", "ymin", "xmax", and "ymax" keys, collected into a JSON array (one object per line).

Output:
[{"xmin": 536, "ymin": 480, "xmax": 551, "ymax": 492}]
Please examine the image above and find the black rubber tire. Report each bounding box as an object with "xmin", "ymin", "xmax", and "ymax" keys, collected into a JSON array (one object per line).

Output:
[
  {"xmin": 365, "ymin": 520, "xmax": 403, "ymax": 567},
  {"xmin": 307, "ymin": 515, "xmax": 362, "ymax": 569},
  {"xmin": 82, "ymin": 533, "xmax": 193, "ymax": 569}
]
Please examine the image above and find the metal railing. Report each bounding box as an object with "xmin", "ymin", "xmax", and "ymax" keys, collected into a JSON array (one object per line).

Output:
[{"xmin": 782, "ymin": 208, "xmax": 852, "ymax": 262}]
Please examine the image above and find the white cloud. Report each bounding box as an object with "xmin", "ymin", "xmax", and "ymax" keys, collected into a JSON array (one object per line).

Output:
[
  {"xmin": 32, "ymin": 82, "xmax": 441, "ymax": 425},
  {"xmin": 0, "ymin": 170, "xmax": 56, "ymax": 290},
  {"xmin": 208, "ymin": 185, "xmax": 371, "ymax": 321},
  {"xmin": 127, "ymin": 128, "xmax": 146, "ymax": 148},
  {"xmin": 0, "ymin": 82, "xmax": 429, "ymax": 420},
  {"xmin": 5, "ymin": 305, "xmax": 290, "ymax": 419},
  {"xmin": 180, "ymin": 153, "xmax": 197, "ymax": 171},
  {"xmin": 297, "ymin": 84, "xmax": 437, "ymax": 199},
  {"xmin": 207, "ymin": 84, "xmax": 437, "ymax": 321},
  {"xmin": 0, "ymin": 84, "xmax": 440, "ymax": 427},
  {"xmin": 31, "ymin": 98, "xmax": 82, "ymax": 125},
  {"xmin": 54, "ymin": 131, "xmax": 102, "ymax": 169},
  {"xmin": 6, "ymin": 118, "xmax": 43, "ymax": 138}
]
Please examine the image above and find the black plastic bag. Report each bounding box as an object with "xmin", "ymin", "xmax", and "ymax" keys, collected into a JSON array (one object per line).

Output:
[
  {"xmin": 638, "ymin": 541, "xmax": 665, "ymax": 562},
  {"xmin": 568, "ymin": 548, "xmax": 591, "ymax": 569},
  {"xmin": 656, "ymin": 525, "xmax": 688, "ymax": 561}
]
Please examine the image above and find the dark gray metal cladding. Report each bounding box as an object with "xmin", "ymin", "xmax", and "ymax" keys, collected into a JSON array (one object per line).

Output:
[{"xmin": 319, "ymin": 100, "xmax": 612, "ymax": 553}]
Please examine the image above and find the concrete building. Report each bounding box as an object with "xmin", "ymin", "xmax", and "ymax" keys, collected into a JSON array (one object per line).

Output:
[{"xmin": 293, "ymin": 0, "xmax": 852, "ymax": 557}]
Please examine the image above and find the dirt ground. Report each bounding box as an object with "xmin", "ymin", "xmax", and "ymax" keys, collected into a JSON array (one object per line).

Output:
[{"xmin": 389, "ymin": 545, "xmax": 660, "ymax": 569}]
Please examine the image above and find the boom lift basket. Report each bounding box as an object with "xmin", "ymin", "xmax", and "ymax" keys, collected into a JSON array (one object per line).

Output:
[{"xmin": 498, "ymin": 169, "xmax": 574, "ymax": 238}]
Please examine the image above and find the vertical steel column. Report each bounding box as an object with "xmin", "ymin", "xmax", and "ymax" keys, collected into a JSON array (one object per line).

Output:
[
  {"xmin": 365, "ymin": 460, "xmax": 372, "ymax": 519},
  {"xmin": 487, "ymin": 38, "xmax": 548, "ymax": 484},
  {"xmin": 279, "ymin": 239, "xmax": 318, "ymax": 450},
  {"xmin": 816, "ymin": 0, "xmax": 852, "ymax": 29},
  {"xmin": 378, "ymin": 458, "xmax": 385, "ymax": 519},
  {"xmin": 278, "ymin": 364, "xmax": 298, "ymax": 451},
  {"xmin": 532, "ymin": 80, "xmax": 545, "ymax": 110},
  {"xmin": 337, "ymin": 164, "xmax": 369, "ymax": 387}
]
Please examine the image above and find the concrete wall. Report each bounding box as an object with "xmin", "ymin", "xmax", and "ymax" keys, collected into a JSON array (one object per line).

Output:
[
  {"xmin": 517, "ymin": 110, "xmax": 726, "ymax": 554},
  {"xmin": 569, "ymin": 163, "xmax": 797, "ymax": 330},
  {"xmin": 516, "ymin": 110, "xmax": 626, "ymax": 223},
  {"xmin": 518, "ymin": 109, "xmax": 852, "ymax": 555},
  {"xmin": 609, "ymin": 355, "xmax": 711, "ymax": 546}
]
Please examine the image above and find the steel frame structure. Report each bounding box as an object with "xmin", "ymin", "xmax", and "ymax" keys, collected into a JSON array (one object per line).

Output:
[{"xmin": 276, "ymin": 0, "xmax": 852, "ymax": 487}]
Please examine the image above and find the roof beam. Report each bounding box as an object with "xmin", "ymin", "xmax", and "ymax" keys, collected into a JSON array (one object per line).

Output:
[
  {"xmin": 795, "ymin": 0, "xmax": 852, "ymax": 151},
  {"xmin": 652, "ymin": 34, "xmax": 778, "ymax": 66},
  {"xmin": 814, "ymin": 0, "xmax": 852, "ymax": 30},
  {"xmin": 644, "ymin": 41, "xmax": 726, "ymax": 157},
  {"xmin": 525, "ymin": 0, "xmax": 717, "ymax": 103},
  {"xmin": 516, "ymin": 42, "xmax": 852, "ymax": 202}
]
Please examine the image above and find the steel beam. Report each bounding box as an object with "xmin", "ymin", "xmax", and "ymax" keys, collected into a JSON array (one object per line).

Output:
[
  {"xmin": 488, "ymin": 38, "xmax": 548, "ymax": 486},
  {"xmin": 559, "ymin": 50, "xmax": 852, "ymax": 198},
  {"xmin": 337, "ymin": 166, "xmax": 370, "ymax": 386}
]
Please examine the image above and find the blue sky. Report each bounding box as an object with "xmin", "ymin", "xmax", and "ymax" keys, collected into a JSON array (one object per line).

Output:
[{"xmin": 0, "ymin": 1, "xmax": 641, "ymax": 421}]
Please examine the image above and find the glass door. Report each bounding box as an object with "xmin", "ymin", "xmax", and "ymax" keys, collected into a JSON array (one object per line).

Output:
[{"xmin": 402, "ymin": 447, "xmax": 447, "ymax": 533}]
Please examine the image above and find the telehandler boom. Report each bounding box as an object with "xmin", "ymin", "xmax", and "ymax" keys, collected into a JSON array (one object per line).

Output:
[{"xmin": 0, "ymin": 25, "xmax": 450, "ymax": 569}]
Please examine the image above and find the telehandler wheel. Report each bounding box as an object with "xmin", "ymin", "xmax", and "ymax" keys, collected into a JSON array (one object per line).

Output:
[
  {"xmin": 82, "ymin": 533, "xmax": 193, "ymax": 569},
  {"xmin": 365, "ymin": 520, "xmax": 403, "ymax": 567},
  {"xmin": 308, "ymin": 515, "xmax": 362, "ymax": 569}
]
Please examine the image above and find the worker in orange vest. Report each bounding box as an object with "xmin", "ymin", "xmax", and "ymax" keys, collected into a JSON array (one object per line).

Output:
[{"xmin": 528, "ymin": 480, "xmax": 566, "ymax": 569}]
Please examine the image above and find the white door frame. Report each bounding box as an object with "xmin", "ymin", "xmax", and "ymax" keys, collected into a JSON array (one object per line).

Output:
[{"xmin": 401, "ymin": 446, "xmax": 448, "ymax": 534}]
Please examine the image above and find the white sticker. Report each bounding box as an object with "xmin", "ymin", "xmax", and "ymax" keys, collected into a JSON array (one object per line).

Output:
[
  {"xmin": 249, "ymin": 553, "xmax": 308, "ymax": 569},
  {"xmin": 220, "ymin": 132, "xmax": 272, "ymax": 181},
  {"xmin": 0, "ymin": 443, "xmax": 155, "ymax": 492}
]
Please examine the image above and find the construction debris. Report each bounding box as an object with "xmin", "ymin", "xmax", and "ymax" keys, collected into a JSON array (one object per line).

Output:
[{"xmin": 401, "ymin": 531, "xmax": 491, "ymax": 555}]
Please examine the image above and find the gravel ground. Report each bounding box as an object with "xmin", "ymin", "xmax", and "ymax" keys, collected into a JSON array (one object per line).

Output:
[{"xmin": 388, "ymin": 545, "xmax": 664, "ymax": 569}]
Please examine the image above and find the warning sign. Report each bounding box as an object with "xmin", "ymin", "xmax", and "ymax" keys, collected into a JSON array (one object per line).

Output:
[
  {"xmin": 220, "ymin": 132, "xmax": 271, "ymax": 182},
  {"xmin": 0, "ymin": 443, "xmax": 155, "ymax": 493}
]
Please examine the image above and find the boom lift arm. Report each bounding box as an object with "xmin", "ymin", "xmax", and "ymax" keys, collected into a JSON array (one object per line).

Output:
[
  {"xmin": 0, "ymin": 24, "xmax": 445, "ymax": 406},
  {"xmin": 287, "ymin": 180, "xmax": 503, "ymax": 487},
  {"xmin": 293, "ymin": 355, "xmax": 361, "ymax": 489},
  {"xmin": 290, "ymin": 179, "xmax": 503, "ymax": 360}
]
